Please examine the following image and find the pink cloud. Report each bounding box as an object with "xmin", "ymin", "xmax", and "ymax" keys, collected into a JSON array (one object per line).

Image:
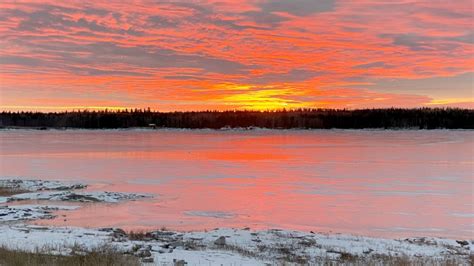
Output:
[{"xmin": 0, "ymin": 0, "xmax": 472, "ymax": 110}]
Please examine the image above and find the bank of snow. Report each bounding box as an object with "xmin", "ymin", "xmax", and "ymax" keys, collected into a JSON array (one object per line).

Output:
[
  {"xmin": 0, "ymin": 178, "xmax": 151, "ymax": 204},
  {"xmin": 0, "ymin": 205, "xmax": 79, "ymax": 222},
  {"xmin": 0, "ymin": 179, "xmax": 87, "ymax": 192},
  {"xmin": 0, "ymin": 224, "xmax": 472, "ymax": 265},
  {"xmin": 0, "ymin": 179, "xmax": 151, "ymax": 225}
]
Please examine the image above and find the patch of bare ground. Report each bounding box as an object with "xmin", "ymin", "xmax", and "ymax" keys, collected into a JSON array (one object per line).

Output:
[
  {"xmin": 0, "ymin": 187, "xmax": 28, "ymax": 197},
  {"xmin": 127, "ymin": 227, "xmax": 168, "ymax": 241},
  {"xmin": 0, "ymin": 246, "xmax": 139, "ymax": 266},
  {"xmin": 127, "ymin": 230, "xmax": 150, "ymax": 241}
]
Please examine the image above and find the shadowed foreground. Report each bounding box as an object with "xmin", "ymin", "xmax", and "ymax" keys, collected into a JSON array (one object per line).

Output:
[
  {"xmin": 0, "ymin": 246, "xmax": 139, "ymax": 266},
  {"xmin": 0, "ymin": 244, "xmax": 471, "ymax": 266}
]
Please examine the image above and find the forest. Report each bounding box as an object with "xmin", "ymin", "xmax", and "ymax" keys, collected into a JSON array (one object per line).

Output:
[{"xmin": 0, "ymin": 108, "xmax": 473, "ymax": 129}]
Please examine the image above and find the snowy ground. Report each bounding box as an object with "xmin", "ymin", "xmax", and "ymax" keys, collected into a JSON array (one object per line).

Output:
[
  {"xmin": 6, "ymin": 190, "xmax": 151, "ymax": 203},
  {"xmin": 0, "ymin": 205, "xmax": 79, "ymax": 222},
  {"xmin": 0, "ymin": 179, "xmax": 87, "ymax": 191},
  {"xmin": 0, "ymin": 179, "xmax": 472, "ymax": 265},
  {"xmin": 0, "ymin": 224, "xmax": 472, "ymax": 265},
  {"xmin": 0, "ymin": 179, "xmax": 151, "ymax": 203}
]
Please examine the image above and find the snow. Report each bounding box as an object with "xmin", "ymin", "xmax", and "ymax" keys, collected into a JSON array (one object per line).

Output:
[
  {"xmin": 6, "ymin": 190, "xmax": 152, "ymax": 203},
  {"xmin": 0, "ymin": 179, "xmax": 152, "ymax": 224},
  {"xmin": 0, "ymin": 205, "xmax": 79, "ymax": 222},
  {"xmin": 184, "ymin": 211, "xmax": 236, "ymax": 219},
  {"xmin": 0, "ymin": 179, "xmax": 87, "ymax": 191},
  {"xmin": 1, "ymin": 178, "xmax": 472, "ymax": 265},
  {"xmin": 1, "ymin": 224, "xmax": 112, "ymax": 252},
  {"xmin": 0, "ymin": 225, "xmax": 471, "ymax": 265},
  {"xmin": 152, "ymin": 248, "xmax": 266, "ymax": 265},
  {"xmin": 177, "ymin": 228, "xmax": 473, "ymax": 261},
  {"xmin": 0, "ymin": 178, "xmax": 152, "ymax": 204}
]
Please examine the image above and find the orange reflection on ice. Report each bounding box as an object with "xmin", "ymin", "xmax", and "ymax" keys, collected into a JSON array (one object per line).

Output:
[{"xmin": 0, "ymin": 129, "xmax": 472, "ymax": 239}]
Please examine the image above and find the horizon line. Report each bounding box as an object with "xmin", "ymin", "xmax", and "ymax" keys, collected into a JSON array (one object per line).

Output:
[{"xmin": 1, "ymin": 106, "xmax": 473, "ymax": 114}]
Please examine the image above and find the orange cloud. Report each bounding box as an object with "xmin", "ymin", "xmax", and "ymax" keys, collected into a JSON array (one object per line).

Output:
[{"xmin": 0, "ymin": 0, "xmax": 472, "ymax": 111}]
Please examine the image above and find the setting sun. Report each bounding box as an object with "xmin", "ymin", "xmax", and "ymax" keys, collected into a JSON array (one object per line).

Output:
[
  {"xmin": 0, "ymin": 1, "xmax": 473, "ymax": 264},
  {"xmin": 0, "ymin": 1, "xmax": 472, "ymax": 111}
]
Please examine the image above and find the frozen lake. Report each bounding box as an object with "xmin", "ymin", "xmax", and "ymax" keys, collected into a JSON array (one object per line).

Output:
[{"xmin": 0, "ymin": 129, "xmax": 472, "ymax": 238}]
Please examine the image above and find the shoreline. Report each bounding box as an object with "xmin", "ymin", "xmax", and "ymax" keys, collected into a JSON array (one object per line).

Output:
[
  {"xmin": 1, "ymin": 223, "xmax": 472, "ymax": 265},
  {"xmin": 1, "ymin": 126, "xmax": 473, "ymax": 132},
  {"xmin": 0, "ymin": 179, "xmax": 472, "ymax": 265}
]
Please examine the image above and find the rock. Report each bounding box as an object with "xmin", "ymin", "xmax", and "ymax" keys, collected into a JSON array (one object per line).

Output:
[
  {"xmin": 136, "ymin": 246, "xmax": 152, "ymax": 258},
  {"xmin": 214, "ymin": 236, "xmax": 226, "ymax": 246},
  {"xmin": 456, "ymin": 240, "xmax": 469, "ymax": 246},
  {"xmin": 363, "ymin": 248, "xmax": 374, "ymax": 254},
  {"xmin": 173, "ymin": 259, "xmax": 187, "ymax": 266},
  {"xmin": 170, "ymin": 240, "xmax": 184, "ymax": 248},
  {"xmin": 113, "ymin": 228, "xmax": 127, "ymax": 235},
  {"xmin": 132, "ymin": 244, "xmax": 143, "ymax": 252},
  {"xmin": 141, "ymin": 257, "xmax": 154, "ymax": 263},
  {"xmin": 61, "ymin": 193, "xmax": 100, "ymax": 202},
  {"xmin": 98, "ymin": 227, "xmax": 114, "ymax": 232},
  {"xmin": 152, "ymin": 230, "xmax": 175, "ymax": 237},
  {"xmin": 111, "ymin": 228, "xmax": 127, "ymax": 238},
  {"xmin": 137, "ymin": 249, "xmax": 152, "ymax": 258}
]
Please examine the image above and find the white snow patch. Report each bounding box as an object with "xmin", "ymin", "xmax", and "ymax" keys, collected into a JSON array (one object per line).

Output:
[
  {"xmin": 0, "ymin": 179, "xmax": 153, "ymax": 223},
  {"xmin": 7, "ymin": 190, "xmax": 151, "ymax": 203},
  {"xmin": 0, "ymin": 205, "xmax": 79, "ymax": 222},
  {"xmin": 0, "ymin": 179, "xmax": 87, "ymax": 192},
  {"xmin": 0, "ymin": 224, "xmax": 112, "ymax": 253},
  {"xmin": 184, "ymin": 211, "xmax": 236, "ymax": 219}
]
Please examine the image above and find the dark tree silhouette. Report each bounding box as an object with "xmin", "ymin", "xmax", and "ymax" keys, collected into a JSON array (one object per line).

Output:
[{"xmin": 0, "ymin": 108, "xmax": 472, "ymax": 129}]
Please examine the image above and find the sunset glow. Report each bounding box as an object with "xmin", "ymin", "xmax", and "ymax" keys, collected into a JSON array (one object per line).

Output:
[{"xmin": 0, "ymin": 0, "xmax": 472, "ymax": 111}]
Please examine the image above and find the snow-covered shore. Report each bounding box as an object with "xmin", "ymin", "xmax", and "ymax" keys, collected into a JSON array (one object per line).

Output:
[
  {"xmin": 1, "ymin": 224, "xmax": 472, "ymax": 265},
  {"xmin": 0, "ymin": 179, "xmax": 472, "ymax": 265},
  {"xmin": 0, "ymin": 179, "xmax": 151, "ymax": 203}
]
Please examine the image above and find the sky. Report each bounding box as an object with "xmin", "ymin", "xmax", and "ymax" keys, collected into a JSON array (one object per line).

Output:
[{"xmin": 0, "ymin": 0, "xmax": 472, "ymax": 111}]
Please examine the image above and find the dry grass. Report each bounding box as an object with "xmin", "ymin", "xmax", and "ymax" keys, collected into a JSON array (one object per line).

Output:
[
  {"xmin": 0, "ymin": 246, "xmax": 140, "ymax": 266},
  {"xmin": 212, "ymin": 240, "xmax": 469, "ymax": 266},
  {"xmin": 217, "ymin": 244, "xmax": 260, "ymax": 259},
  {"xmin": 127, "ymin": 230, "xmax": 151, "ymax": 241},
  {"xmin": 318, "ymin": 254, "xmax": 467, "ymax": 266}
]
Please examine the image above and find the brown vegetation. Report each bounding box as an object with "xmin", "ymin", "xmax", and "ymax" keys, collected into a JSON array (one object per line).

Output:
[
  {"xmin": 0, "ymin": 246, "xmax": 139, "ymax": 266},
  {"xmin": 127, "ymin": 230, "xmax": 151, "ymax": 241},
  {"xmin": 0, "ymin": 187, "xmax": 28, "ymax": 197},
  {"xmin": 212, "ymin": 241, "xmax": 470, "ymax": 265}
]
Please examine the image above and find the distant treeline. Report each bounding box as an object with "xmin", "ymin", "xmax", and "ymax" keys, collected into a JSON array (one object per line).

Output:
[{"xmin": 0, "ymin": 108, "xmax": 473, "ymax": 129}]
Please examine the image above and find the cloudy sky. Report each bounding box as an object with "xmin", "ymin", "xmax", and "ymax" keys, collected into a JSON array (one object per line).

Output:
[{"xmin": 0, "ymin": 0, "xmax": 472, "ymax": 111}]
